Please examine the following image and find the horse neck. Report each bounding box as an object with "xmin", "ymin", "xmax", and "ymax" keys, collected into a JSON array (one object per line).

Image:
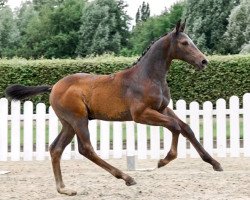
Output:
[{"xmin": 137, "ymin": 35, "xmax": 172, "ymax": 83}]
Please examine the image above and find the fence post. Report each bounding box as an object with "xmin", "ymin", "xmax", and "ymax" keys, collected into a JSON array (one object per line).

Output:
[
  {"xmin": 23, "ymin": 101, "xmax": 33, "ymax": 161},
  {"xmin": 203, "ymin": 101, "xmax": 213, "ymax": 155},
  {"xmin": 89, "ymin": 120, "xmax": 97, "ymax": 152},
  {"xmin": 163, "ymin": 100, "xmax": 173, "ymax": 156},
  {"xmin": 36, "ymin": 103, "xmax": 46, "ymax": 160},
  {"xmin": 0, "ymin": 98, "xmax": 8, "ymax": 161},
  {"xmin": 126, "ymin": 121, "xmax": 135, "ymax": 170},
  {"xmin": 230, "ymin": 96, "xmax": 240, "ymax": 157},
  {"xmin": 100, "ymin": 121, "xmax": 110, "ymax": 159},
  {"xmin": 74, "ymin": 136, "xmax": 82, "ymax": 159},
  {"xmin": 176, "ymin": 100, "xmax": 187, "ymax": 158},
  {"xmin": 49, "ymin": 107, "xmax": 58, "ymax": 146},
  {"xmin": 150, "ymin": 126, "xmax": 160, "ymax": 159},
  {"xmin": 62, "ymin": 139, "xmax": 72, "ymax": 160},
  {"xmin": 11, "ymin": 100, "xmax": 21, "ymax": 161},
  {"xmin": 137, "ymin": 124, "xmax": 147, "ymax": 159},
  {"xmin": 113, "ymin": 122, "xmax": 123, "ymax": 158},
  {"xmin": 243, "ymin": 93, "xmax": 250, "ymax": 157},
  {"xmin": 190, "ymin": 101, "xmax": 200, "ymax": 158},
  {"xmin": 216, "ymin": 99, "xmax": 227, "ymax": 157}
]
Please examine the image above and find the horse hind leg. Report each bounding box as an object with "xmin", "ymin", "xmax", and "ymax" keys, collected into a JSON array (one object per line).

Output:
[
  {"xmin": 74, "ymin": 117, "xmax": 136, "ymax": 186},
  {"xmin": 49, "ymin": 119, "xmax": 76, "ymax": 196}
]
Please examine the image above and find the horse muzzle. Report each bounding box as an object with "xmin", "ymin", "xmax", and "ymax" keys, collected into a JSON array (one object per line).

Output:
[{"xmin": 196, "ymin": 59, "xmax": 208, "ymax": 70}]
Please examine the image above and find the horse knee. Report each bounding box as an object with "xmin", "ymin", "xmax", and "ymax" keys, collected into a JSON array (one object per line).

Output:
[
  {"xmin": 78, "ymin": 144, "xmax": 94, "ymax": 157},
  {"xmin": 180, "ymin": 123, "xmax": 195, "ymax": 138},
  {"xmin": 49, "ymin": 146, "xmax": 63, "ymax": 161},
  {"xmin": 131, "ymin": 112, "xmax": 142, "ymax": 124},
  {"xmin": 167, "ymin": 120, "xmax": 181, "ymax": 133}
]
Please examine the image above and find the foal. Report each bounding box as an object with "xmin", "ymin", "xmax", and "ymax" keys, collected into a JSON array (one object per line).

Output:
[{"xmin": 6, "ymin": 20, "xmax": 222, "ymax": 196}]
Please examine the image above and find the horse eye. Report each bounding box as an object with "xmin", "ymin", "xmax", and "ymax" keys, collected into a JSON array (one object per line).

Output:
[{"xmin": 182, "ymin": 41, "xmax": 189, "ymax": 46}]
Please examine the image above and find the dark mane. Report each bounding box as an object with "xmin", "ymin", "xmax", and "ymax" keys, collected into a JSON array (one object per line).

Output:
[{"xmin": 133, "ymin": 32, "xmax": 169, "ymax": 65}]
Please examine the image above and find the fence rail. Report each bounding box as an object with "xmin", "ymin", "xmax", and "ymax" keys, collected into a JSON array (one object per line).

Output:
[{"xmin": 0, "ymin": 93, "xmax": 250, "ymax": 161}]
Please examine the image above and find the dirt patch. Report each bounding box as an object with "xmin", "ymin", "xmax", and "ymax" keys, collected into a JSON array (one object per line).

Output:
[{"xmin": 0, "ymin": 157, "xmax": 250, "ymax": 200}]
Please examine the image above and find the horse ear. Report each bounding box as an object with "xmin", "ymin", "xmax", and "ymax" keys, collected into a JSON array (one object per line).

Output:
[
  {"xmin": 175, "ymin": 19, "xmax": 181, "ymax": 34},
  {"xmin": 180, "ymin": 18, "xmax": 186, "ymax": 32}
]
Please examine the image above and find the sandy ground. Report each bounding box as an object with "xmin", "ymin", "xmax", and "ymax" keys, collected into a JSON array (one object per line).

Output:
[{"xmin": 0, "ymin": 157, "xmax": 250, "ymax": 200}]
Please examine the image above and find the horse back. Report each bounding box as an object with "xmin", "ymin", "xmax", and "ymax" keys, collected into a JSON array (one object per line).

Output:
[{"xmin": 50, "ymin": 72, "xmax": 133, "ymax": 121}]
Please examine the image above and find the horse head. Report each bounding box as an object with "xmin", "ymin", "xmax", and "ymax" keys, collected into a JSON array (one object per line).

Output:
[{"xmin": 169, "ymin": 19, "xmax": 208, "ymax": 70}]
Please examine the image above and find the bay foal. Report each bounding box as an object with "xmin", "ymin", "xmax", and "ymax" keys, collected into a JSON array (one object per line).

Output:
[{"xmin": 6, "ymin": 20, "xmax": 223, "ymax": 196}]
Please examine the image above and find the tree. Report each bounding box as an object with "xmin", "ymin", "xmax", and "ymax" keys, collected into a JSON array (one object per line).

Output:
[
  {"xmin": 17, "ymin": 1, "xmax": 35, "ymax": 38},
  {"xmin": 77, "ymin": 0, "xmax": 130, "ymax": 57},
  {"xmin": 184, "ymin": 0, "xmax": 239, "ymax": 54},
  {"xmin": 17, "ymin": 0, "xmax": 86, "ymax": 58},
  {"xmin": 223, "ymin": 0, "xmax": 250, "ymax": 54},
  {"xmin": 0, "ymin": 0, "xmax": 7, "ymax": 8},
  {"xmin": 0, "ymin": 6, "xmax": 20, "ymax": 57},
  {"xmin": 141, "ymin": 2, "xmax": 150, "ymax": 21},
  {"xmin": 135, "ymin": 1, "xmax": 150, "ymax": 24},
  {"xmin": 43, "ymin": 0, "xmax": 86, "ymax": 58},
  {"xmin": 32, "ymin": 0, "xmax": 64, "ymax": 10},
  {"xmin": 240, "ymin": 42, "xmax": 250, "ymax": 54},
  {"xmin": 135, "ymin": 8, "xmax": 140, "ymax": 24},
  {"xmin": 116, "ymin": 0, "xmax": 131, "ymax": 47},
  {"xmin": 129, "ymin": 2, "xmax": 184, "ymax": 55}
]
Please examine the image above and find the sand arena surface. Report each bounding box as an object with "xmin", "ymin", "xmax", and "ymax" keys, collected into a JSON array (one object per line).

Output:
[{"xmin": 0, "ymin": 157, "xmax": 250, "ymax": 200}]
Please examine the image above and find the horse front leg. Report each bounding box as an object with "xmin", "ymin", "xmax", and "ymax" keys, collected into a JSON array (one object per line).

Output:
[
  {"xmin": 158, "ymin": 132, "xmax": 180, "ymax": 168},
  {"xmin": 162, "ymin": 107, "xmax": 223, "ymax": 171},
  {"xmin": 131, "ymin": 106, "xmax": 182, "ymax": 168}
]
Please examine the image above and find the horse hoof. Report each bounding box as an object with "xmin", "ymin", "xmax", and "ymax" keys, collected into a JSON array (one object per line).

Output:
[
  {"xmin": 213, "ymin": 164, "xmax": 223, "ymax": 172},
  {"xmin": 125, "ymin": 178, "xmax": 137, "ymax": 186},
  {"xmin": 58, "ymin": 188, "xmax": 77, "ymax": 196},
  {"xmin": 157, "ymin": 159, "xmax": 166, "ymax": 168}
]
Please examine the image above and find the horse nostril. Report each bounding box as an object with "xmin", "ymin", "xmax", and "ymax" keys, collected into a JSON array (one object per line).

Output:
[{"xmin": 202, "ymin": 59, "xmax": 208, "ymax": 65}]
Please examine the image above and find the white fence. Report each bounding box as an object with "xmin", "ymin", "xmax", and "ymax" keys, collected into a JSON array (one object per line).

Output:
[{"xmin": 0, "ymin": 94, "xmax": 250, "ymax": 162}]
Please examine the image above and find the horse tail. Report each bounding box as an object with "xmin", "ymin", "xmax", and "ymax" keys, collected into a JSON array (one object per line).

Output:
[{"xmin": 5, "ymin": 84, "xmax": 52, "ymax": 101}]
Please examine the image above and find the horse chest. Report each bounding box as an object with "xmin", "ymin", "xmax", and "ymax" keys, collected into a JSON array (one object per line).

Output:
[
  {"xmin": 142, "ymin": 85, "xmax": 170, "ymax": 111},
  {"xmin": 150, "ymin": 93, "xmax": 170, "ymax": 111}
]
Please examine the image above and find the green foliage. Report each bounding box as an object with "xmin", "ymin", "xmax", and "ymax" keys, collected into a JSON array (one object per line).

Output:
[
  {"xmin": 223, "ymin": 0, "xmax": 250, "ymax": 54},
  {"xmin": 0, "ymin": 0, "xmax": 131, "ymax": 58},
  {"xmin": 0, "ymin": 6, "xmax": 20, "ymax": 57},
  {"xmin": 15, "ymin": 2, "xmax": 39, "ymax": 58},
  {"xmin": 17, "ymin": 0, "xmax": 85, "ymax": 58},
  {"xmin": 169, "ymin": 55, "xmax": 250, "ymax": 106},
  {"xmin": 0, "ymin": 0, "xmax": 7, "ymax": 7},
  {"xmin": 129, "ymin": 2, "xmax": 184, "ymax": 55},
  {"xmin": 184, "ymin": 0, "xmax": 239, "ymax": 54},
  {"xmin": 77, "ymin": 0, "xmax": 130, "ymax": 57},
  {"xmin": 0, "ymin": 55, "xmax": 249, "ymax": 107},
  {"xmin": 135, "ymin": 8, "xmax": 140, "ymax": 24},
  {"xmin": 135, "ymin": 1, "xmax": 150, "ymax": 24},
  {"xmin": 32, "ymin": 0, "xmax": 63, "ymax": 10},
  {"xmin": 0, "ymin": 0, "xmax": 248, "ymax": 58},
  {"xmin": 240, "ymin": 42, "xmax": 250, "ymax": 54}
]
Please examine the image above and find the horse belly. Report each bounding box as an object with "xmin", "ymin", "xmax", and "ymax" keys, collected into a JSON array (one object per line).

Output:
[{"xmin": 88, "ymin": 93, "xmax": 132, "ymax": 121}]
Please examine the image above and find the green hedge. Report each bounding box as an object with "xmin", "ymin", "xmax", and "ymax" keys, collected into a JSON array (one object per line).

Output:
[
  {"xmin": 169, "ymin": 55, "xmax": 250, "ymax": 107},
  {"xmin": 0, "ymin": 54, "xmax": 249, "ymax": 107}
]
